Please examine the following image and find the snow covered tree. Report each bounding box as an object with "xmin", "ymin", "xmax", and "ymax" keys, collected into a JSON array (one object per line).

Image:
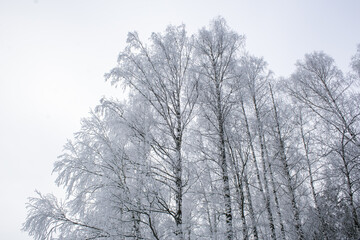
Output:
[
  {"xmin": 23, "ymin": 18, "xmax": 360, "ymax": 240},
  {"xmin": 195, "ymin": 17, "xmax": 244, "ymax": 240},
  {"xmin": 238, "ymin": 54, "xmax": 280, "ymax": 240},
  {"xmin": 23, "ymin": 102, "xmax": 156, "ymax": 239},
  {"xmin": 105, "ymin": 25, "xmax": 198, "ymax": 239},
  {"xmin": 288, "ymin": 51, "xmax": 360, "ymax": 239}
]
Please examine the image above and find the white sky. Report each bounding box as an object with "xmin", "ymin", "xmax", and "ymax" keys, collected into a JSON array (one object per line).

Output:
[{"xmin": 0, "ymin": 0, "xmax": 359, "ymax": 239}]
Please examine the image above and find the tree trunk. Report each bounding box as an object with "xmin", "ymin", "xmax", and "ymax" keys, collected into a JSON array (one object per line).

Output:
[
  {"xmin": 299, "ymin": 114, "xmax": 329, "ymax": 240},
  {"xmin": 215, "ymin": 82, "xmax": 233, "ymax": 240},
  {"xmin": 270, "ymin": 85, "xmax": 305, "ymax": 240},
  {"xmin": 228, "ymin": 142, "xmax": 249, "ymax": 240},
  {"xmin": 267, "ymin": 160, "xmax": 286, "ymax": 240},
  {"xmin": 174, "ymin": 92, "xmax": 184, "ymax": 240},
  {"xmin": 248, "ymin": 95, "xmax": 277, "ymax": 240},
  {"xmin": 244, "ymin": 171, "xmax": 259, "ymax": 240}
]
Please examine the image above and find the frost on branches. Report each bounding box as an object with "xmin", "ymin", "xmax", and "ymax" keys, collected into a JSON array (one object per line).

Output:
[{"xmin": 23, "ymin": 18, "xmax": 360, "ymax": 240}]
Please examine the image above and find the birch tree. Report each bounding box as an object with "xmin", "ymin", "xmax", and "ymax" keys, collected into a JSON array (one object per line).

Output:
[
  {"xmin": 106, "ymin": 25, "xmax": 198, "ymax": 239},
  {"xmin": 23, "ymin": 102, "xmax": 154, "ymax": 239},
  {"xmin": 238, "ymin": 55, "xmax": 280, "ymax": 239},
  {"xmin": 23, "ymin": 18, "xmax": 360, "ymax": 240},
  {"xmin": 269, "ymin": 84, "xmax": 305, "ymax": 240},
  {"xmin": 195, "ymin": 17, "xmax": 244, "ymax": 240},
  {"xmin": 289, "ymin": 52, "xmax": 360, "ymax": 238}
]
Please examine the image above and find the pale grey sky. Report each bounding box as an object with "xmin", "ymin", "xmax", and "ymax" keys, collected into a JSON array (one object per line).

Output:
[{"xmin": 0, "ymin": 0, "xmax": 359, "ymax": 239}]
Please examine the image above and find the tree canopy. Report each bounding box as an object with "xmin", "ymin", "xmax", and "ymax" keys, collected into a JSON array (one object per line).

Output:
[{"xmin": 23, "ymin": 18, "xmax": 360, "ymax": 240}]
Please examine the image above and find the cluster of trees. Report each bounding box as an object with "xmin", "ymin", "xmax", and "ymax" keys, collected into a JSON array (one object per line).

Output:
[{"xmin": 23, "ymin": 18, "xmax": 360, "ymax": 240}]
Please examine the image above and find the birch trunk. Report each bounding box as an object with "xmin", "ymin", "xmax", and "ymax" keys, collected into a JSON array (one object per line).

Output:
[{"xmin": 270, "ymin": 85, "xmax": 305, "ymax": 240}]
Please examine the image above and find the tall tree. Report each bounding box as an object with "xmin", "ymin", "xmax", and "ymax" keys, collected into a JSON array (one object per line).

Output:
[
  {"xmin": 269, "ymin": 84, "xmax": 305, "ymax": 240},
  {"xmin": 23, "ymin": 102, "xmax": 155, "ymax": 239},
  {"xmin": 195, "ymin": 17, "xmax": 244, "ymax": 240},
  {"xmin": 23, "ymin": 18, "xmax": 360, "ymax": 240},
  {"xmin": 288, "ymin": 52, "xmax": 360, "ymax": 238},
  {"xmin": 106, "ymin": 25, "xmax": 198, "ymax": 239},
  {"xmin": 239, "ymin": 54, "xmax": 278, "ymax": 239},
  {"xmin": 295, "ymin": 107, "xmax": 329, "ymax": 240}
]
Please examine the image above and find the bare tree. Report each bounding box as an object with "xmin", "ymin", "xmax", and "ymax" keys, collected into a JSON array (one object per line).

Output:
[
  {"xmin": 195, "ymin": 17, "xmax": 244, "ymax": 240},
  {"xmin": 239, "ymin": 55, "xmax": 279, "ymax": 240},
  {"xmin": 296, "ymin": 107, "xmax": 329, "ymax": 239},
  {"xmin": 23, "ymin": 104, "xmax": 154, "ymax": 239},
  {"xmin": 106, "ymin": 25, "xmax": 198, "ymax": 239},
  {"xmin": 23, "ymin": 18, "xmax": 360, "ymax": 240},
  {"xmin": 269, "ymin": 84, "xmax": 305, "ymax": 240},
  {"xmin": 288, "ymin": 52, "xmax": 360, "ymax": 238}
]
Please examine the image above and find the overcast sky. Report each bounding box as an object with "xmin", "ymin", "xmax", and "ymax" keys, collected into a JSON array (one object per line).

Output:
[{"xmin": 0, "ymin": 0, "xmax": 359, "ymax": 239}]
